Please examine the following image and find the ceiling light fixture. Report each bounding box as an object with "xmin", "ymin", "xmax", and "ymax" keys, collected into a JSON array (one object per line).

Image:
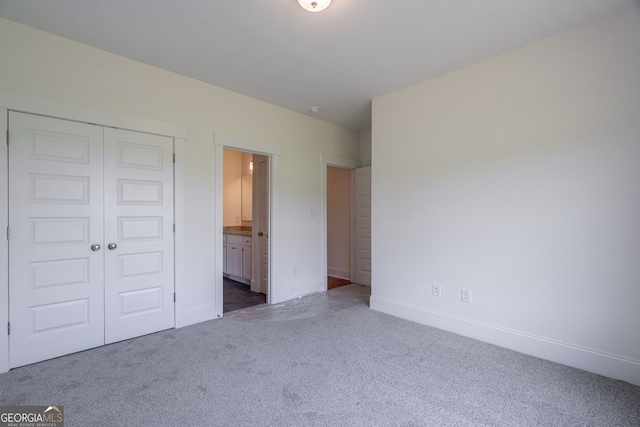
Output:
[
  {"xmin": 298, "ymin": 0, "xmax": 332, "ymax": 12},
  {"xmin": 309, "ymin": 107, "xmax": 320, "ymax": 114}
]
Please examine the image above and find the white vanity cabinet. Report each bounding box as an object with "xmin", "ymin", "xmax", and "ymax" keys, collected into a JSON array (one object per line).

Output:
[{"xmin": 223, "ymin": 233, "xmax": 252, "ymax": 284}]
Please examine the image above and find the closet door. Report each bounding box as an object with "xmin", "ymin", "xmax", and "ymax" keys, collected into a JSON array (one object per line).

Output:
[
  {"xmin": 353, "ymin": 167, "xmax": 372, "ymax": 286},
  {"xmin": 103, "ymin": 128, "xmax": 174, "ymax": 344},
  {"xmin": 8, "ymin": 112, "xmax": 105, "ymax": 368}
]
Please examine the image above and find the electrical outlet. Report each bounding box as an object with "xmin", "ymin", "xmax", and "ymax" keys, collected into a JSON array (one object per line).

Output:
[
  {"xmin": 461, "ymin": 288, "xmax": 472, "ymax": 303},
  {"xmin": 432, "ymin": 283, "xmax": 441, "ymax": 297}
]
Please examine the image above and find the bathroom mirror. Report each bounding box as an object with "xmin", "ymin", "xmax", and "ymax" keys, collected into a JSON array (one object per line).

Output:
[{"xmin": 241, "ymin": 174, "xmax": 252, "ymax": 221}]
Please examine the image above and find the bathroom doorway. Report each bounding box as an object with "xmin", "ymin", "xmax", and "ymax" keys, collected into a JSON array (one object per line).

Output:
[{"xmin": 222, "ymin": 148, "xmax": 269, "ymax": 312}]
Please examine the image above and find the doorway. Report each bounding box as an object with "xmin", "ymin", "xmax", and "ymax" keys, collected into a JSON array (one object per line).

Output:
[
  {"xmin": 321, "ymin": 155, "xmax": 362, "ymax": 291},
  {"xmin": 221, "ymin": 148, "xmax": 269, "ymax": 313},
  {"xmin": 326, "ymin": 166, "xmax": 353, "ymax": 290}
]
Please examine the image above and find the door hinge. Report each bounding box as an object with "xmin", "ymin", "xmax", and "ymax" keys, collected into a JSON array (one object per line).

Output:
[
  {"xmin": 173, "ymin": 293, "xmax": 176, "ymax": 303},
  {"xmin": 7, "ymin": 322, "xmax": 9, "ymax": 336},
  {"xmin": 5, "ymin": 130, "xmax": 8, "ymax": 145},
  {"xmin": 173, "ymin": 153, "xmax": 176, "ymax": 164},
  {"xmin": 6, "ymin": 226, "xmax": 9, "ymax": 240},
  {"xmin": 173, "ymin": 224, "xmax": 175, "ymax": 233}
]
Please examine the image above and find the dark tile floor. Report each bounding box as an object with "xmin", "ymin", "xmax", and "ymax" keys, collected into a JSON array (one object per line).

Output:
[
  {"xmin": 223, "ymin": 276, "xmax": 352, "ymax": 313},
  {"xmin": 328, "ymin": 276, "xmax": 351, "ymax": 290},
  {"xmin": 223, "ymin": 278, "xmax": 266, "ymax": 313}
]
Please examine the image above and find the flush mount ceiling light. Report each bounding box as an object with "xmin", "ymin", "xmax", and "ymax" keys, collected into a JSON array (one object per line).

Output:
[{"xmin": 298, "ymin": 0, "xmax": 332, "ymax": 12}]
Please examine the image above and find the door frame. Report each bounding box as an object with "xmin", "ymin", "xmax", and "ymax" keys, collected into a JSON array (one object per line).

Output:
[
  {"xmin": 1, "ymin": 108, "xmax": 8, "ymax": 373},
  {"xmin": 0, "ymin": 89, "xmax": 186, "ymax": 373},
  {"xmin": 213, "ymin": 132, "xmax": 280, "ymax": 314},
  {"xmin": 320, "ymin": 155, "xmax": 361, "ymax": 291}
]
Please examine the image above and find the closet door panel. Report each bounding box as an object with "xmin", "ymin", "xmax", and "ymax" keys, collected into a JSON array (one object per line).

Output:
[
  {"xmin": 103, "ymin": 128, "xmax": 174, "ymax": 344},
  {"xmin": 8, "ymin": 112, "xmax": 105, "ymax": 368}
]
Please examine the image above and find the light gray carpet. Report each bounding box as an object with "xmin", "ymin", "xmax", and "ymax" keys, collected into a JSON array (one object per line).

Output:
[{"xmin": 1, "ymin": 284, "xmax": 638, "ymax": 426}]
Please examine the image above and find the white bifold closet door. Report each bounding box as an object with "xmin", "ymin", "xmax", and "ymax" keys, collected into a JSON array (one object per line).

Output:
[
  {"xmin": 8, "ymin": 112, "xmax": 174, "ymax": 368},
  {"xmin": 353, "ymin": 166, "xmax": 372, "ymax": 286}
]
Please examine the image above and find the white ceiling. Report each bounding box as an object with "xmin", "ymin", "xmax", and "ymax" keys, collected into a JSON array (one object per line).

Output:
[{"xmin": 0, "ymin": 0, "xmax": 636, "ymax": 131}]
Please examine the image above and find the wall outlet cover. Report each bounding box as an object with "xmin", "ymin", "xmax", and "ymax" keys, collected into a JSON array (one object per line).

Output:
[{"xmin": 461, "ymin": 288, "xmax": 472, "ymax": 303}]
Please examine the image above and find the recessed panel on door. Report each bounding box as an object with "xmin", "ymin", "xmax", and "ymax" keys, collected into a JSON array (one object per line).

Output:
[
  {"xmin": 118, "ymin": 179, "xmax": 163, "ymax": 205},
  {"xmin": 119, "ymin": 252, "xmax": 163, "ymax": 278},
  {"xmin": 29, "ymin": 217, "xmax": 89, "ymax": 246},
  {"xmin": 119, "ymin": 287, "xmax": 164, "ymax": 317},
  {"xmin": 29, "ymin": 258, "xmax": 89, "ymax": 289},
  {"xmin": 30, "ymin": 174, "xmax": 90, "ymax": 204},
  {"xmin": 117, "ymin": 141, "xmax": 163, "ymax": 170},
  {"xmin": 30, "ymin": 299, "xmax": 89, "ymax": 334},
  {"xmin": 30, "ymin": 130, "xmax": 90, "ymax": 164},
  {"xmin": 118, "ymin": 217, "xmax": 163, "ymax": 241}
]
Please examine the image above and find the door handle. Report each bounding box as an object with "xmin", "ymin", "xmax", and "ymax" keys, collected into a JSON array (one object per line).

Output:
[
  {"xmin": 257, "ymin": 232, "xmax": 263, "ymax": 237},
  {"xmin": 108, "ymin": 243, "xmax": 118, "ymax": 250},
  {"xmin": 91, "ymin": 244, "xmax": 101, "ymax": 251}
]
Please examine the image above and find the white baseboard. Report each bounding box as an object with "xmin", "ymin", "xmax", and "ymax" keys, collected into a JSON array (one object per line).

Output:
[
  {"xmin": 176, "ymin": 303, "xmax": 218, "ymax": 328},
  {"xmin": 327, "ymin": 267, "xmax": 350, "ymax": 280},
  {"xmin": 370, "ymin": 294, "xmax": 640, "ymax": 386}
]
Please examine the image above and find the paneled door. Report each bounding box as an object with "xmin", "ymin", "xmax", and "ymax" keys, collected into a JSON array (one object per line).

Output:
[
  {"xmin": 353, "ymin": 167, "xmax": 371, "ymax": 286},
  {"xmin": 8, "ymin": 112, "xmax": 106, "ymax": 367},
  {"xmin": 103, "ymin": 128, "xmax": 174, "ymax": 344},
  {"xmin": 255, "ymin": 155, "xmax": 269, "ymax": 295},
  {"xmin": 8, "ymin": 112, "xmax": 175, "ymax": 368}
]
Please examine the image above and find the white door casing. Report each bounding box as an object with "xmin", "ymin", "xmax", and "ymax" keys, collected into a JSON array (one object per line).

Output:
[
  {"xmin": 103, "ymin": 128, "xmax": 175, "ymax": 344},
  {"xmin": 213, "ymin": 131, "xmax": 279, "ymax": 307},
  {"xmin": 319, "ymin": 154, "xmax": 362, "ymax": 291},
  {"xmin": 8, "ymin": 112, "xmax": 175, "ymax": 368},
  {"xmin": 354, "ymin": 167, "xmax": 372, "ymax": 286},
  {"xmin": 0, "ymin": 108, "xmax": 8, "ymax": 374},
  {"xmin": 8, "ymin": 112, "xmax": 106, "ymax": 367}
]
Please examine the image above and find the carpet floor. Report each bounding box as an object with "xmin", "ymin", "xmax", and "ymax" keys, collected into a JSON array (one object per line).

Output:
[{"xmin": 1, "ymin": 284, "xmax": 638, "ymax": 426}]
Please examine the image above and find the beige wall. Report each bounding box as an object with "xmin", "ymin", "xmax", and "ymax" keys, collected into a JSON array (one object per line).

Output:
[
  {"xmin": 0, "ymin": 18, "xmax": 360, "ymax": 322},
  {"xmin": 360, "ymin": 130, "xmax": 372, "ymax": 167},
  {"xmin": 327, "ymin": 166, "xmax": 351, "ymax": 279},
  {"xmin": 223, "ymin": 149, "xmax": 242, "ymax": 227},
  {"xmin": 371, "ymin": 9, "xmax": 640, "ymax": 385}
]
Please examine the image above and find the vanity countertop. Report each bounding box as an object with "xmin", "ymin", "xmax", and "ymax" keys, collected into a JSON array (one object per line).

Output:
[{"xmin": 223, "ymin": 226, "xmax": 252, "ymax": 236}]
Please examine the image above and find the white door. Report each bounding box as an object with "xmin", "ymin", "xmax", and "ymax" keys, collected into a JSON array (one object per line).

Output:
[
  {"xmin": 353, "ymin": 167, "xmax": 371, "ymax": 286},
  {"xmin": 8, "ymin": 112, "xmax": 175, "ymax": 368},
  {"xmin": 103, "ymin": 128, "xmax": 174, "ymax": 344},
  {"xmin": 254, "ymin": 156, "xmax": 269, "ymax": 295},
  {"xmin": 8, "ymin": 112, "xmax": 106, "ymax": 367}
]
